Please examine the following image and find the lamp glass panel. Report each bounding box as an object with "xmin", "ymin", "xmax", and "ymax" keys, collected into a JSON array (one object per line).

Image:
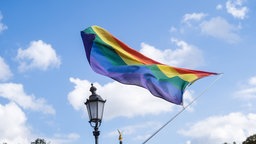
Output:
[
  {"xmin": 97, "ymin": 101, "xmax": 105, "ymax": 120},
  {"xmin": 89, "ymin": 101, "xmax": 98, "ymax": 119}
]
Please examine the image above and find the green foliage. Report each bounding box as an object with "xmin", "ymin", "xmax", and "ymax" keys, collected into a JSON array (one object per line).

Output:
[
  {"xmin": 242, "ymin": 134, "xmax": 256, "ymax": 144},
  {"xmin": 223, "ymin": 134, "xmax": 256, "ymax": 144},
  {"xmin": 223, "ymin": 142, "xmax": 236, "ymax": 144},
  {"xmin": 31, "ymin": 138, "xmax": 46, "ymax": 144}
]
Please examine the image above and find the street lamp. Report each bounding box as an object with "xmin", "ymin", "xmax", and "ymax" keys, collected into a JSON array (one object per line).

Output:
[{"xmin": 85, "ymin": 84, "xmax": 106, "ymax": 144}]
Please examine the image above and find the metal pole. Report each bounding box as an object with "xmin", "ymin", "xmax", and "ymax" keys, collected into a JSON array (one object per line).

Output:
[
  {"xmin": 142, "ymin": 74, "xmax": 223, "ymax": 144},
  {"xmin": 93, "ymin": 127, "xmax": 100, "ymax": 144}
]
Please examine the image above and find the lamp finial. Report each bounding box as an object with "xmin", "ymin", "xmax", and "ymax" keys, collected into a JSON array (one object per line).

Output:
[{"xmin": 90, "ymin": 83, "xmax": 97, "ymax": 95}]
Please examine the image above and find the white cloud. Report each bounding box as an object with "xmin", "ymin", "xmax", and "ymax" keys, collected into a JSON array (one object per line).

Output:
[
  {"xmin": 46, "ymin": 133, "xmax": 80, "ymax": 144},
  {"xmin": 0, "ymin": 102, "xmax": 30, "ymax": 144},
  {"xmin": 179, "ymin": 112, "xmax": 256, "ymax": 144},
  {"xmin": 0, "ymin": 95, "xmax": 76, "ymax": 144},
  {"xmin": 16, "ymin": 40, "xmax": 61, "ymax": 72},
  {"xmin": 200, "ymin": 17, "xmax": 241, "ymax": 43},
  {"xmin": 226, "ymin": 0, "xmax": 248, "ymax": 19},
  {"xmin": 216, "ymin": 4, "xmax": 223, "ymax": 10},
  {"xmin": 67, "ymin": 77, "xmax": 197, "ymax": 120},
  {"xmin": 139, "ymin": 38, "xmax": 204, "ymax": 69},
  {"xmin": 102, "ymin": 82, "xmax": 175, "ymax": 119},
  {"xmin": 0, "ymin": 101, "xmax": 79, "ymax": 143},
  {"xmin": 234, "ymin": 76, "xmax": 256, "ymax": 100},
  {"xmin": 0, "ymin": 12, "xmax": 8, "ymax": 33},
  {"xmin": 107, "ymin": 121, "xmax": 162, "ymax": 142},
  {"xmin": 170, "ymin": 26, "xmax": 177, "ymax": 33},
  {"xmin": 249, "ymin": 76, "xmax": 256, "ymax": 85},
  {"xmin": 0, "ymin": 57, "xmax": 12, "ymax": 81},
  {"xmin": 182, "ymin": 13, "xmax": 207, "ymax": 24},
  {"xmin": 67, "ymin": 77, "xmax": 90, "ymax": 111},
  {"xmin": 0, "ymin": 83, "xmax": 55, "ymax": 114}
]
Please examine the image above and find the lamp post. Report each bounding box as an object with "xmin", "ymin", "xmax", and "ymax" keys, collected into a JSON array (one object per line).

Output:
[{"xmin": 85, "ymin": 84, "xmax": 106, "ymax": 144}]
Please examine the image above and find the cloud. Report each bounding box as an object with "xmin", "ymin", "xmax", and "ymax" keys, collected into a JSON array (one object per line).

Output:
[
  {"xmin": 67, "ymin": 78, "xmax": 90, "ymax": 111},
  {"xmin": 107, "ymin": 121, "xmax": 162, "ymax": 142},
  {"xmin": 16, "ymin": 40, "xmax": 61, "ymax": 72},
  {"xmin": 0, "ymin": 101, "xmax": 79, "ymax": 144},
  {"xmin": 170, "ymin": 26, "xmax": 178, "ymax": 33},
  {"xmin": 67, "ymin": 77, "xmax": 196, "ymax": 120},
  {"xmin": 0, "ymin": 57, "xmax": 12, "ymax": 81},
  {"xmin": 0, "ymin": 83, "xmax": 55, "ymax": 114},
  {"xmin": 46, "ymin": 133, "xmax": 80, "ymax": 144},
  {"xmin": 216, "ymin": 4, "xmax": 223, "ymax": 10},
  {"xmin": 176, "ymin": 13, "xmax": 243, "ymax": 44},
  {"xmin": 182, "ymin": 13, "xmax": 207, "ymax": 24},
  {"xmin": 200, "ymin": 17, "xmax": 241, "ymax": 43},
  {"xmin": 234, "ymin": 76, "xmax": 256, "ymax": 100},
  {"xmin": 139, "ymin": 38, "xmax": 204, "ymax": 68},
  {"xmin": 0, "ymin": 12, "xmax": 8, "ymax": 33},
  {"xmin": 0, "ymin": 102, "xmax": 30, "ymax": 144},
  {"xmin": 179, "ymin": 112, "xmax": 256, "ymax": 144},
  {"xmin": 226, "ymin": 0, "xmax": 248, "ymax": 19}
]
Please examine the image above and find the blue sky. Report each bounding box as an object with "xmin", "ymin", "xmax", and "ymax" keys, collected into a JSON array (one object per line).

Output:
[{"xmin": 0, "ymin": 0, "xmax": 256, "ymax": 144}]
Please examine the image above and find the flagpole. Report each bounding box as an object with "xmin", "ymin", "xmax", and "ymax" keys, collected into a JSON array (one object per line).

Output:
[{"xmin": 142, "ymin": 74, "xmax": 223, "ymax": 144}]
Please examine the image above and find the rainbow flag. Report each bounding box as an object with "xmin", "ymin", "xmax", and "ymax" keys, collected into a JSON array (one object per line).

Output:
[{"xmin": 81, "ymin": 25, "xmax": 218, "ymax": 105}]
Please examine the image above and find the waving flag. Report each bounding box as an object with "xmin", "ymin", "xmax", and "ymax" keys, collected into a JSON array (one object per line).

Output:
[{"xmin": 81, "ymin": 25, "xmax": 218, "ymax": 105}]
